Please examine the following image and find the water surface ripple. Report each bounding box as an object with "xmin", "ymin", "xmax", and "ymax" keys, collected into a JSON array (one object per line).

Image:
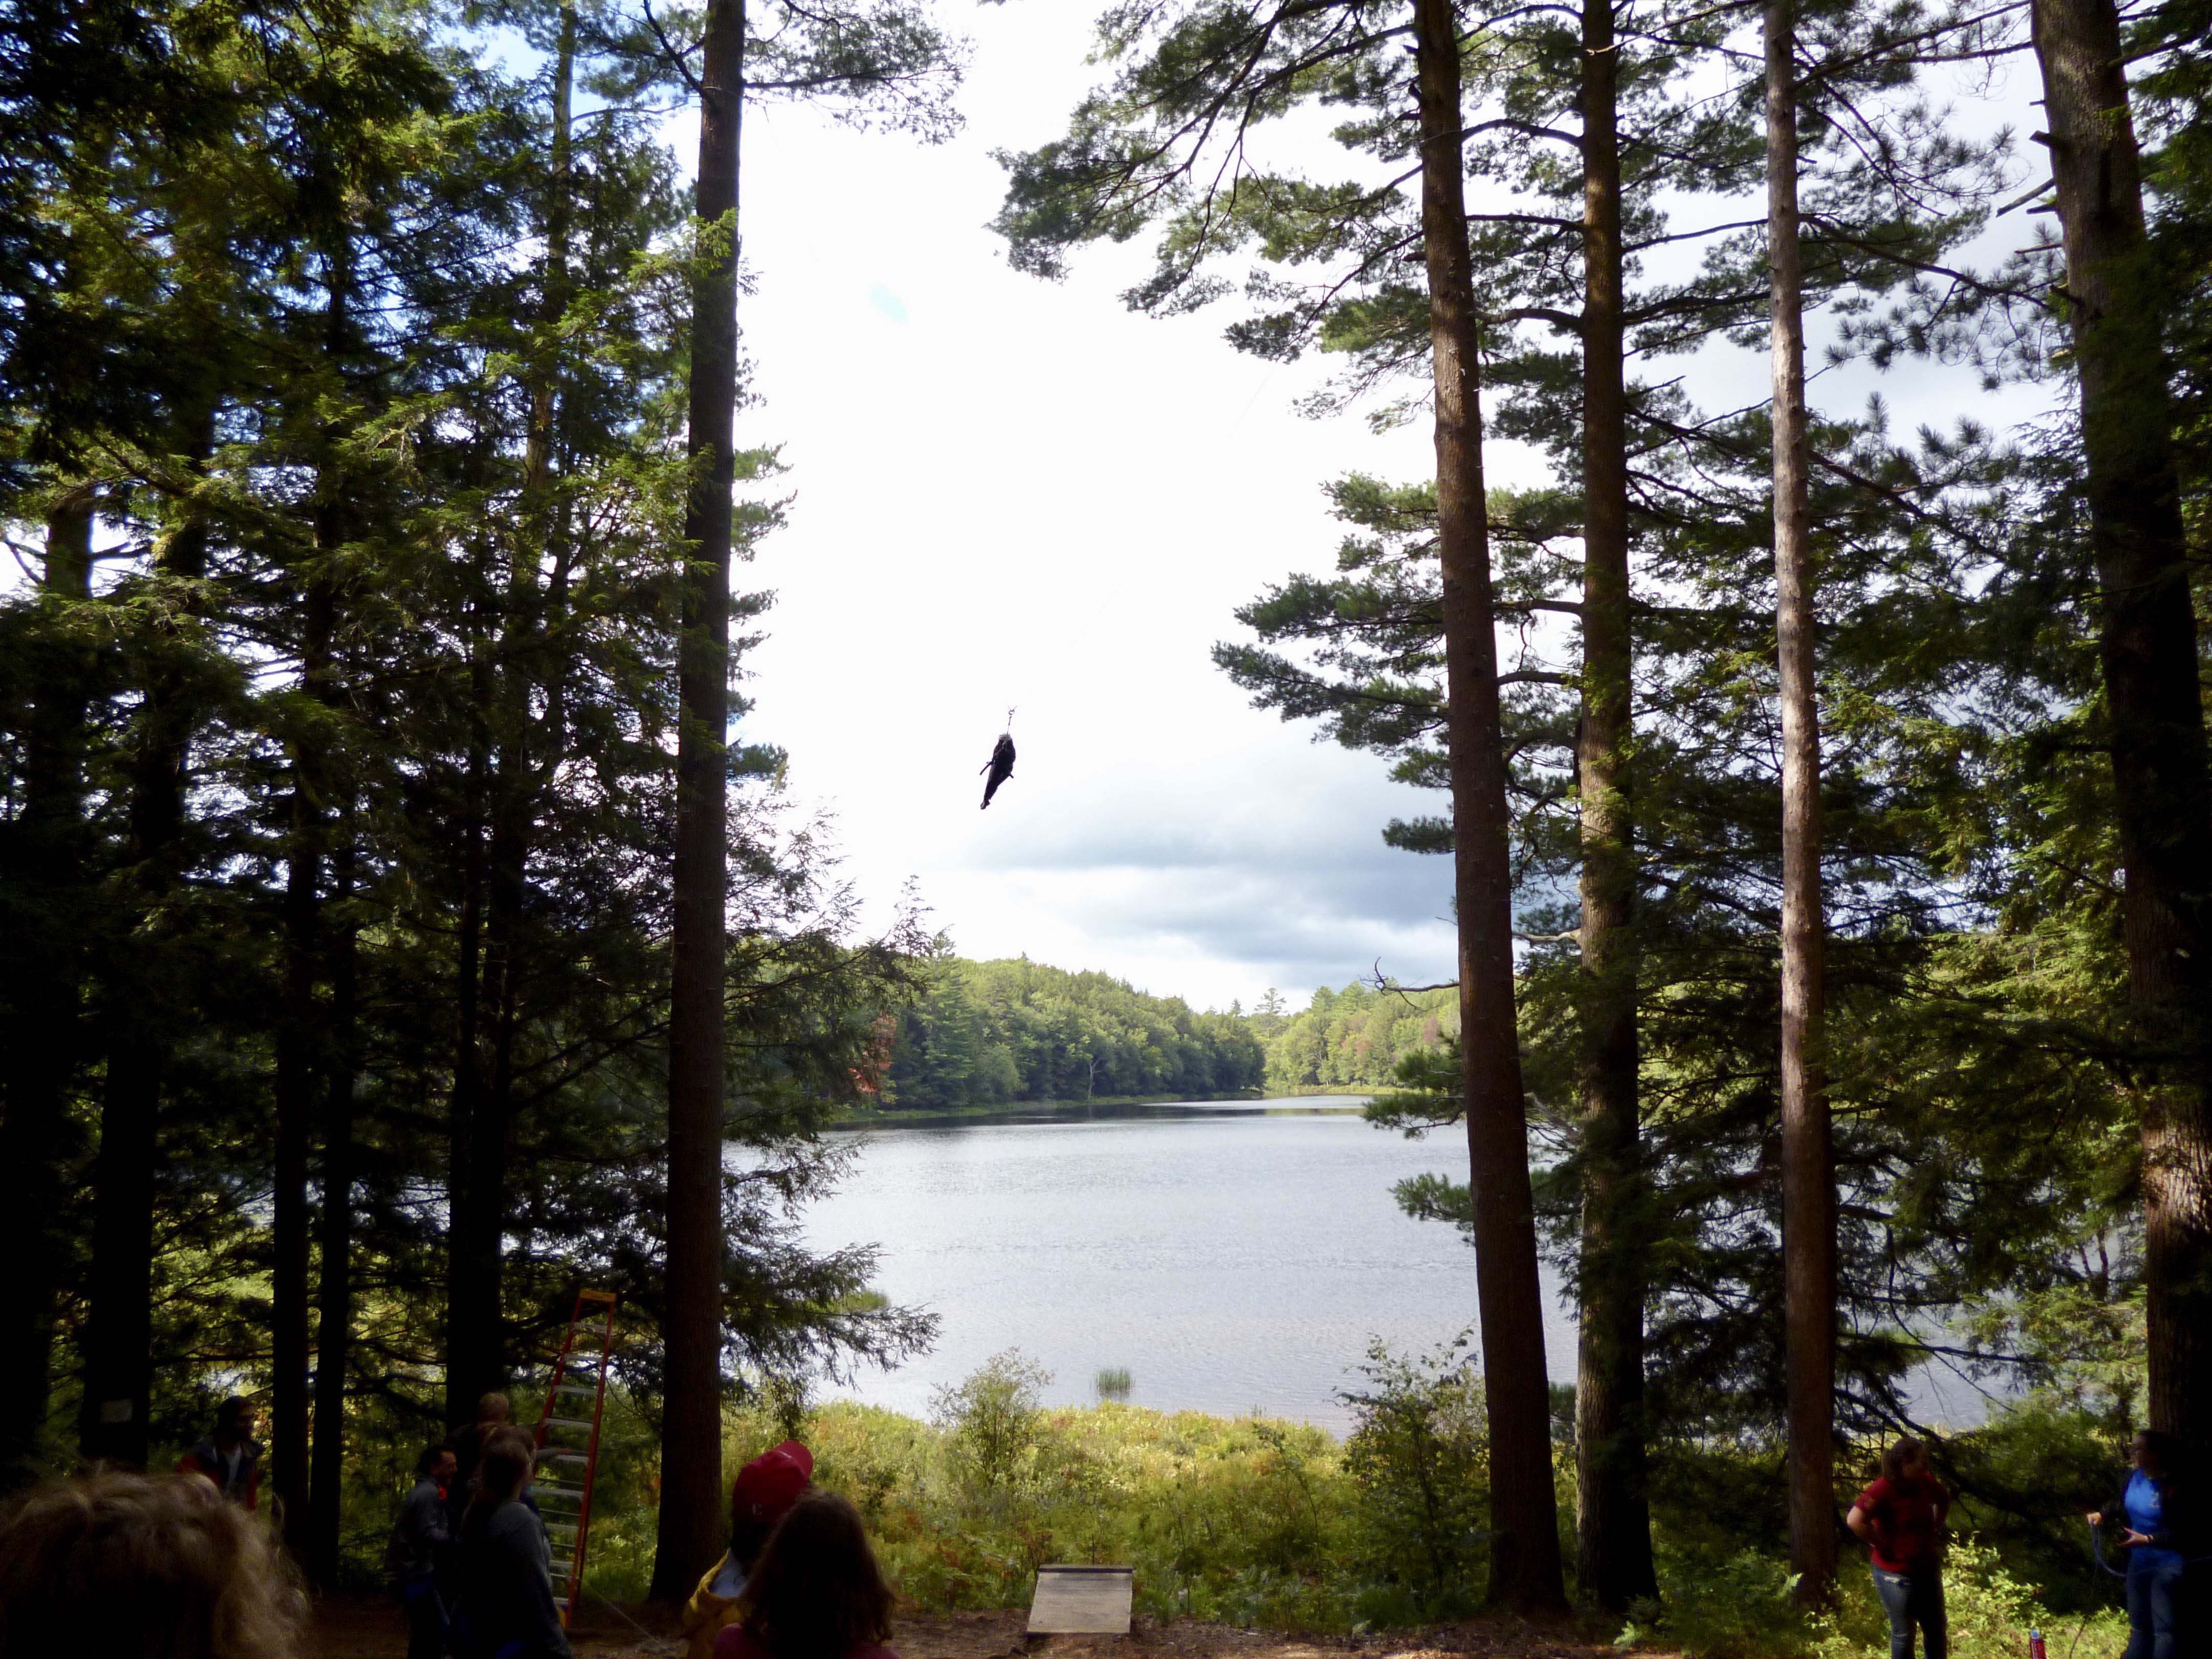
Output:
[{"xmin": 799, "ymin": 1100, "xmax": 1576, "ymax": 1433}]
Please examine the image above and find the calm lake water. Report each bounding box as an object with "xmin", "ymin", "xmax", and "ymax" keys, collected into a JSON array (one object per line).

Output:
[
  {"xmin": 799, "ymin": 1099, "xmax": 1576, "ymax": 1433},
  {"xmin": 797, "ymin": 1098, "xmax": 1997, "ymax": 1435}
]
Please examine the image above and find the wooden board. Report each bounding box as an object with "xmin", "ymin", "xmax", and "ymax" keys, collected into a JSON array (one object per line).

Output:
[{"xmin": 1027, "ymin": 1565, "xmax": 1135, "ymax": 1635}]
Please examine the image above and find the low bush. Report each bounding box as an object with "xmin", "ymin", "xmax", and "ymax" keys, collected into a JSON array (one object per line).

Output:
[
  {"xmin": 776, "ymin": 1390, "xmax": 1360, "ymax": 1628},
  {"xmin": 1619, "ymin": 1537, "xmax": 2132, "ymax": 1659},
  {"xmin": 685, "ymin": 1339, "xmax": 1495, "ymax": 1632},
  {"xmin": 559, "ymin": 1354, "xmax": 2129, "ymax": 1653},
  {"xmin": 1338, "ymin": 1336, "xmax": 1488, "ymax": 1616},
  {"xmin": 1812, "ymin": 1540, "xmax": 2130, "ymax": 1659}
]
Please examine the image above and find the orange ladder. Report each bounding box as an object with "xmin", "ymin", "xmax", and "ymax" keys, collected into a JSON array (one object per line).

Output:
[{"xmin": 533, "ymin": 1287, "xmax": 617, "ymax": 1627}]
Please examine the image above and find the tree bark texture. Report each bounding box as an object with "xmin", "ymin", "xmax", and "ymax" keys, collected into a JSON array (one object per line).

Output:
[
  {"xmin": 1766, "ymin": 0, "xmax": 1838, "ymax": 1603},
  {"xmin": 307, "ymin": 845, "xmax": 359, "ymax": 1585},
  {"xmin": 1572, "ymin": 0, "xmax": 1656, "ymax": 1613},
  {"xmin": 0, "ymin": 493, "xmax": 96, "ymax": 1487},
  {"xmin": 654, "ymin": 0, "xmax": 744, "ymax": 1602},
  {"xmin": 1413, "ymin": 0, "xmax": 1568, "ymax": 1612},
  {"xmin": 82, "ymin": 419, "xmax": 217, "ymax": 1469},
  {"xmin": 2030, "ymin": 0, "xmax": 2212, "ymax": 1452}
]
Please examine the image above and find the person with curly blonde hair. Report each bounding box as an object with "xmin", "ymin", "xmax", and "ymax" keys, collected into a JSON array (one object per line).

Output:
[{"xmin": 0, "ymin": 1469, "xmax": 304, "ymax": 1658}]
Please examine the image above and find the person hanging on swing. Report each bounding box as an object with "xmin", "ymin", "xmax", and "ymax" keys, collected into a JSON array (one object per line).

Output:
[{"xmin": 2088, "ymin": 1428, "xmax": 2202, "ymax": 1659}]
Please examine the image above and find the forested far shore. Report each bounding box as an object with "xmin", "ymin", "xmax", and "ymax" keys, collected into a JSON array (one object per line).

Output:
[{"xmin": 873, "ymin": 959, "xmax": 1454, "ymax": 1110}]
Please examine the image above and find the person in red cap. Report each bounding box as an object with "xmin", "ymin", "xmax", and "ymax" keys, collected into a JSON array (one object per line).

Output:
[
  {"xmin": 680, "ymin": 1440, "xmax": 814, "ymax": 1659},
  {"xmin": 713, "ymin": 1489, "xmax": 899, "ymax": 1659}
]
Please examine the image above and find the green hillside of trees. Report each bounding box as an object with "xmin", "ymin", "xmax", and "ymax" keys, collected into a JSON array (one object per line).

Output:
[
  {"xmin": 1255, "ymin": 982, "xmax": 1459, "ymax": 1096},
  {"xmin": 881, "ymin": 955, "xmax": 1268, "ymax": 1108},
  {"xmin": 876, "ymin": 962, "xmax": 1455, "ymax": 1109}
]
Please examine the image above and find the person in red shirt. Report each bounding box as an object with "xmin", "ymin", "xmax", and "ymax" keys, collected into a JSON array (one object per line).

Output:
[
  {"xmin": 715, "ymin": 1490, "xmax": 899, "ymax": 1659},
  {"xmin": 1847, "ymin": 1436, "xmax": 1951, "ymax": 1659},
  {"xmin": 177, "ymin": 1397, "xmax": 263, "ymax": 1511}
]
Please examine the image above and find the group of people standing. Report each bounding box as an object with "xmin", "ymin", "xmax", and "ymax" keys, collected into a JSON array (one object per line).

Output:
[
  {"xmin": 0, "ymin": 1397, "xmax": 904, "ymax": 1659},
  {"xmin": 386, "ymin": 1410, "xmax": 901, "ymax": 1659},
  {"xmin": 385, "ymin": 1391, "xmax": 573, "ymax": 1659},
  {"xmin": 1849, "ymin": 1431, "xmax": 2200, "ymax": 1659}
]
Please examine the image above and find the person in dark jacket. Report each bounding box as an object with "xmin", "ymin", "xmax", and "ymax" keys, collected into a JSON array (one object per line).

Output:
[
  {"xmin": 388, "ymin": 1441, "xmax": 458, "ymax": 1659},
  {"xmin": 2087, "ymin": 1429, "xmax": 2201, "ymax": 1659},
  {"xmin": 177, "ymin": 1397, "xmax": 264, "ymax": 1511},
  {"xmin": 1846, "ymin": 1436, "xmax": 1950, "ymax": 1659},
  {"xmin": 449, "ymin": 1438, "xmax": 569, "ymax": 1659}
]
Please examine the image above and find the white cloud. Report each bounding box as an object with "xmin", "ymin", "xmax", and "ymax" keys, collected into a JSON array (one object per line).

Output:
[{"xmin": 691, "ymin": 6, "xmax": 2045, "ymax": 1013}]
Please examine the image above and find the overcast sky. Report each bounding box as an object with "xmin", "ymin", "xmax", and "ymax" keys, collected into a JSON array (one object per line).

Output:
[{"xmin": 686, "ymin": 6, "xmax": 2048, "ymax": 1014}]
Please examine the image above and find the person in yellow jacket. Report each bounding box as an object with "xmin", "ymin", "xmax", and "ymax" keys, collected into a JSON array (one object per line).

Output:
[{"xmin": 679, "ymin": 1440, "xmax": 814, "ymax": 1659}]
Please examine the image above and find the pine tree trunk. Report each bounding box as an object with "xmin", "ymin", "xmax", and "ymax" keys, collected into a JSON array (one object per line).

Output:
[
  {"xmin": 0, "ymin": 492, "xmax": 96, "ymax": 1488},
  {"xmin": 307, "ymin": 844, "xmax": 359, "ymax": 1585},
  {"xmin": 1572, "ymin": 0, "xmax": 1656, "ymax": 1612},
  {"xmin": 1412, "ymin": 0, "xmax": 1567, "ymax": 1612},
  {"xmin": 444, "ymin": 1, "xmax": 578, "ymax": 1438},
  {"xmin": 450, "ymin": 783, "xmax": 526, "ymax": 1409},
  {"xmin": 273, "ymin": 562, "xmax": 334, "ymax": 1557},
  {"xmin": 278, "ymin": 245, "xmax": 360, "ymax": 1554},
  {"xmin": 272, "ymin": 660, "xmax": 325, "ymax": 1557},
  {"xmin": 84, "ymin": 1030, "xmax": 162, "ymax": 1470},
  {"xmin": 2029, "ymin": 0, "xmax": 2212, "ymax": 1453},
  {"xmin": 1766, "ymin": 0, "xmax": 1837, "ymax": 1603},
  {"xmin": 445, "ymin": 650, "xmax": 490, "ymax": 1430},
  {"xmin": 82, "ymin": 416, "xmax": 217, "ymax": 1469},
  {"xmin": 654, "ymin": 0, "xmax": 744, "ymax": 1602}
]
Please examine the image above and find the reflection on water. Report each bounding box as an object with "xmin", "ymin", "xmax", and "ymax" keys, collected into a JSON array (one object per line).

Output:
[{"xmin": 797, "ymin": 1099, "xmax": 1576, "ymax": 1433}]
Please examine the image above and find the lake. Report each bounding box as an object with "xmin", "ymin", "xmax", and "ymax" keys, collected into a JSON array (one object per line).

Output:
[
  {"xmin": 799, "ymin": 1099, "xmax": 1575, "ymax": 1433},
  {"xmin": 797, "ymin": 1097, "xmax": 2001, "ymax": 1435}
]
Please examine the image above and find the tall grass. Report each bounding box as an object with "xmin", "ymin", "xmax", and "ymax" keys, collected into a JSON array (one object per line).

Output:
[
  {"xmin": 562, "ymin": 1350, "xmax": 2129, "ymax": 1655},
  {"xmin": 1095, "ymin": 1368, "xmax": 1133, "ymax": 1400}
]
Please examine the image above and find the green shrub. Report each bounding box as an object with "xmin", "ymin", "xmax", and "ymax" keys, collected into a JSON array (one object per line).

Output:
[
  {"xmin": 549, "ymin": 1367, "xmax": 2138, "ymax": 1649},
  {"xmin": 1624, "ymin": 1536, "xmax": 2132, "ymax": 1659},
  {"xmin": 932, "ymin": 1349, "xmax": 1051, "ymax": 1495},
  {"xmin": 1636, "ymin": 1546, "xmax": 1809, "ymax": 1658},
  {"xmin": 1337, "ymin": 1336, "xmax": 1488, "ymax": 1617}
]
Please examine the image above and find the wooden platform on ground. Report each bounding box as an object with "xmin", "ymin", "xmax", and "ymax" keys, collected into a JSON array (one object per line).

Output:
[{"xmin": 1028, "ymin": 1566, "xmax": 1136, "ymax": 1635}]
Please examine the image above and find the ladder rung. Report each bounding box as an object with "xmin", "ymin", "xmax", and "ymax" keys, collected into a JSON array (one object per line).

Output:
[
  {"xmin": 544, "ymin": 1416, "xmax": 594, "ymax": 1432},
  {"xmin": 555, "ymin": 1382, "xmax": 595, "ymax": 1395},
  {"xmin": 535, "ymin": 1487, "xmax": 583, "ymax": 1505},
  {"xmin": 540, "ymin": 1450, "xmax": 588, "ymax": 1465}
]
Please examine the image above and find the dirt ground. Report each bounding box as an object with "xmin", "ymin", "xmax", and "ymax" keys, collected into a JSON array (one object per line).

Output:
[{"xmin": 308, "ymin": 1597, "xmax": 1676, "ymax": 1659}]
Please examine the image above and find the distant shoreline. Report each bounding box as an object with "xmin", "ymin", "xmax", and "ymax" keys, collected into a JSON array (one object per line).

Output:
[{"xmin": 829, "ymin": 1090, "xmax": 1373, "ymax": 1130}]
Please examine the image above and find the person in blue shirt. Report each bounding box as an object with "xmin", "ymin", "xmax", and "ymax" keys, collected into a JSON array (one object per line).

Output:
[{"xmin": 2087, "ymin": 1429, "xmax": 2200, "ymax": 1659}]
